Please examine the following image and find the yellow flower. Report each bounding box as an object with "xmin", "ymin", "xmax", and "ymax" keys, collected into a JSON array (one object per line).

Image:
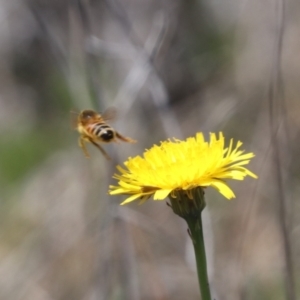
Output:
[{"xmin": 109, "ymin": 132, "xmax": 257, "ymax": 205}]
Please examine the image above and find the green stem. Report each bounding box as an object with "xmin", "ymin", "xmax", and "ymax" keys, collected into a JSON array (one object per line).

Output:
[
  {"xmin": 168, "ymin": 188, "xmax": 211, "ymax": 299},
  {"xmin": 186, "ymin": 215, "xmax": 212, "ymax": 300}
]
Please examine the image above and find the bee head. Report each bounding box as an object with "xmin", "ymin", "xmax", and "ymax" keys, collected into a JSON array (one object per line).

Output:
[{"xmin": 79, "ymin": 110, "xmax": 100, "ymax": 124}]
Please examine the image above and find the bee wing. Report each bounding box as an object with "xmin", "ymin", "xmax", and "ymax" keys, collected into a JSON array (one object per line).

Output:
[
  {"xmin": 101, "ymin": 106, "xmax": 117, "ymax": 122},
  {"xmin": 70, "ymin": 110, "xmax": 79, "ymax": 129}
]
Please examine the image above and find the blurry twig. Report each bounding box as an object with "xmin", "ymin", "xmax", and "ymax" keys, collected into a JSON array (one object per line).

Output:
[
  {"xmin": 89, "ymin": 8, "xmax": 183, "ymax": 138},
  {"xmin": 29, "ymin": 3, "xmax": 97, "ymax": 109},
  {"xmin": 29, "ymin": 5, "xmax": 68, "ymax": 75},
  {"xmin": 114, "ymin": 205, "xmax": 183, "ymax": 254},
  {"xmin": 268, "ymin": 0, "xmax": 296, "ymax": 299},
  {"xmin": 72, "ymin": 0, "xmax": 102, "ymax": 109},
  {"xmin": 234, "ymin": 105, "xmax": 271, "ymax": 285}
]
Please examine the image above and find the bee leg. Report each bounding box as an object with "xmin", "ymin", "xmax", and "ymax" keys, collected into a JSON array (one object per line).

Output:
[
  {"xmin": 89, "ymin": 139, "xmax": 111, "ymax": 160},
  {"xmin": 79, "ymin": 137, "xmax": 90, "ymax": 158},
  {"xmin": 115, "ymin": 132, "xmax": 137, "ymax": 143}
]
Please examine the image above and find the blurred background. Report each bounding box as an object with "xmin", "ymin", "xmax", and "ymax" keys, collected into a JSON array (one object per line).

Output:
[{"xmin": 0, "ymin": 0, "xmax": 299, "ymax": 299}]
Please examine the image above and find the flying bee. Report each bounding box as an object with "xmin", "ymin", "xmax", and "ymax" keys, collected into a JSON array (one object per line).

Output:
[{"xmin": 73, "ymin": 108, "xmax": 136, "ymax": 160}]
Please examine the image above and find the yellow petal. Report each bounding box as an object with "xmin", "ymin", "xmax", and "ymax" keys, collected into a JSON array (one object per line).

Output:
[
  {"xmin": 154, "ymin": 189, "xmax": 172, "ymax": 200},
  {"xmin": 120, "ymin": 193, "xmax": 145, "ymax": 205},
  {"xmin": 210, "ymin": 180, "xmax": 236, "ymax": 199}
]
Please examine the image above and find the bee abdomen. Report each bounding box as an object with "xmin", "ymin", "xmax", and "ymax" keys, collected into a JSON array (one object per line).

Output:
[
  {"xmin": 91, "ymin": 123, "xmax": 115, "ymax": 142},
  {"xmin": 100, "ymin": 129, "xmax": 114, "ymax": 141}
]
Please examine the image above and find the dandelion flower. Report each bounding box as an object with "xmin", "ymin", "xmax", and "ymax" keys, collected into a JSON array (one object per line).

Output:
[
  {"xmin": 109, "ymin": 132, "xmax": 258, "ymax": 300},
  {"xmin": 109, "ymin": 132, "xmax": 257, "ymax": 205}
]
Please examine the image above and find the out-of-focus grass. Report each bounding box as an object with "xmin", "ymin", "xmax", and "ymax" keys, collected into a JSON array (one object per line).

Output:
[
  {"xmin": 0, "ymin": 214, "xmax": 37, "ymax": 254},
  {"xmin": 247, "ymin": 278, "xmax": 285, "ymax": 300},
  {"xmin": 0, "ymin": 125, "xmax": 71, "ymax": 189}
]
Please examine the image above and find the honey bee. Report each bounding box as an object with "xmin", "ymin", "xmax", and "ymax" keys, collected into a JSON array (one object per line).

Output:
[{"xmin": 73, "ymin": 108, "xmax": 136, "ymax": 160}]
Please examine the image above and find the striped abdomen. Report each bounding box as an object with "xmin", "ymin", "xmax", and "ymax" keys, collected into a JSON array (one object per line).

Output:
[{"xmin": 87, "ymin": 122, "xmax": 115, "ymax": 142}]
